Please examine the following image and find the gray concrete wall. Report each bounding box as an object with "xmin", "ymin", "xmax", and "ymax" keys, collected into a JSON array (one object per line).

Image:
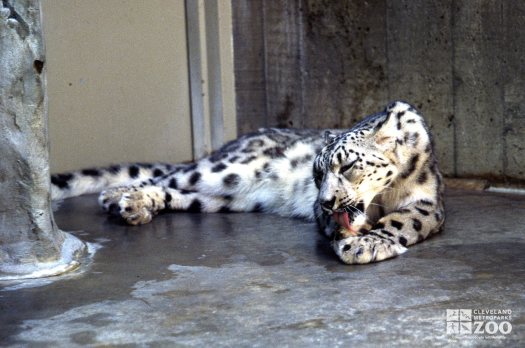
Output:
[{"xmin": 232, "ymin": 0, "xmax": 525, "ymax": 181}]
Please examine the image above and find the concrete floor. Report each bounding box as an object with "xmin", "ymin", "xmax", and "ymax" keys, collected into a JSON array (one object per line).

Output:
[{"xmin": 1, "ymin": 189, "xmax": 525, "ymax": 347}]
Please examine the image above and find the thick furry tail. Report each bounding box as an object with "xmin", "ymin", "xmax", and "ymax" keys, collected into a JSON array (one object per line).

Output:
[{"xmin": 50, "ymin": 163, "xmax": 181, "ymax": 200}]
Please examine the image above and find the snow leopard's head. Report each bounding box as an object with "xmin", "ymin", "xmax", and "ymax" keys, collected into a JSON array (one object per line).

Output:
[{"xmin": 313, "ymin": 102, "xmax": 422, "ymax": 231}]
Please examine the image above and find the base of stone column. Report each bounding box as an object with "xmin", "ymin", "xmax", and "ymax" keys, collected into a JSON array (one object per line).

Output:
[{"xmin": 0, "ymin": 233, "xmax": 87, "ymax": 280}]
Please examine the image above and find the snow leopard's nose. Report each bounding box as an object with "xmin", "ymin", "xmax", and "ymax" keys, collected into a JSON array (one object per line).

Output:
[{"xmin": 320, "ymin": 197, "xmax": 336, "ymax": 212}]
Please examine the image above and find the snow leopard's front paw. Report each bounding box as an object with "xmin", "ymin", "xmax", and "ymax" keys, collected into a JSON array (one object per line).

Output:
[{"xmin": 334, "ymin": 235, "xmax": 407, "ymax": 264}]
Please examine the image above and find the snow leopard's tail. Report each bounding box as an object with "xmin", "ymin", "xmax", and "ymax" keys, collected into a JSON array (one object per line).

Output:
[{"xmin": 50, "ymin": 163, "xmax": 187, "ymax": 200}]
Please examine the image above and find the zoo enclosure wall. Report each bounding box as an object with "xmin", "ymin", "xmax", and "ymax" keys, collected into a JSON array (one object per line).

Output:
[{"xmin": 231, "ymin": 0, "xmax": 525, "ymax": 183}]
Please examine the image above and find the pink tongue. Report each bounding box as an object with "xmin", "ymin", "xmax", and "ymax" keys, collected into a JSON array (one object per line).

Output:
[{"xmin": 333, "ymin": 212, "xmax": 352, "ymax": 231}]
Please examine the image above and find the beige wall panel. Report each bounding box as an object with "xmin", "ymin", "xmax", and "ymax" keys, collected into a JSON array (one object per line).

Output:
[{"xmin": 42, "ymin": 0, "xmax": 192, "ymax": 173}]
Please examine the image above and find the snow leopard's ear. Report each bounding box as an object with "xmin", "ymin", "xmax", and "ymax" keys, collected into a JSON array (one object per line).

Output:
[
  {"xmin": 375, "ymin": 133, "xmax": 396, "ymax": 151},
  {"xmin": 374, "ymin": 115, "xmax": 398, "ymax": 151},
  {"xmin": 374, "ymin": 103, "xmax": 403, "ymax": 151},
  {"xmin": 324, "ymin": 131, "xmax": 337, "ymax": 145}
]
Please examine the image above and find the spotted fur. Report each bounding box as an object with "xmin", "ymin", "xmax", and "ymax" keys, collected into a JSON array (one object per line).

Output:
[{"xmin": 51, "ymin": 101, "xmax": 444, "ymax": 264}]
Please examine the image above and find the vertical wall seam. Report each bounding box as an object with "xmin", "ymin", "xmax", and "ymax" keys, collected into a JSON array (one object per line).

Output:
[
  {"xmin": 450, "ymin": 0, "xmax": 458, "ymax": 177},
  {"xmin": 261, "ymin": 0, "xmax": 269, "ymax": 127},
  {"xmin": 500, "ymin": 0, "xmax": 508, "ymax": 178},
  {"xmin": 385, "ymin": 0, "xmax": 390, "ymax": 101},
  {"xmin": 298, "ymin": 0, "xmax": 306, "ymax": 128},
  {"xmin": 183, "ymin": 0, "xmax": 196, "ymax": 159}
]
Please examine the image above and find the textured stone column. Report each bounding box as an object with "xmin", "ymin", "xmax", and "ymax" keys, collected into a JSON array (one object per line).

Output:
[{"xmin": 0, "ymin": 0, "xmax": 86, "ymax": 279}]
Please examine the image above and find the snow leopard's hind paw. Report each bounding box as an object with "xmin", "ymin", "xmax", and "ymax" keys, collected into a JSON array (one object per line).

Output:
[
  {"xmin": 98, "ymin": 186, "xmax": 133, "ymax": 215},
  {"xmin": 117, "ymin": 191, "xmax": 154, "ymax": 225},
  {"xmin": 99, "ymin": 186, "xmax": 165, "ymax": 225}
]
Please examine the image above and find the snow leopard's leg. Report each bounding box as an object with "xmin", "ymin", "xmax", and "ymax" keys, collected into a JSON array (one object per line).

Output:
[
  {"xmin": 99, "ymin": 147, "xmax": 276, "ymax": 224},
  {"xmin": 334, "ymin": 199, "xmax": 445, "ymax": 264},
  {"xmin": 98, "ymin": 163, "xmax": 192, "ymax": 216},
  {"xmin": 51, "ymin": 163, "xmax": 176, "ymax": 200},
  {"xmin": 97, "ymin": 162, "xmax": 238, "ymax": 225},
  {"xmin": 101, "ymin": 184, "xmax": 233, "ymax": 225}
]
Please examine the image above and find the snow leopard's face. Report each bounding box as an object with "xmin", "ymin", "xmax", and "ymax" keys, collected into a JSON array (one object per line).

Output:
[{"xmin": 313, "ymin": 123, "xmax": 398, "ymax": 225}]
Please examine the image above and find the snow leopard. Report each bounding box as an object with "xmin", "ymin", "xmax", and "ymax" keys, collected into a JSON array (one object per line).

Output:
[{"xmin": 51, "ymin": 101, "xmax": 445, "ymax": 264}]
